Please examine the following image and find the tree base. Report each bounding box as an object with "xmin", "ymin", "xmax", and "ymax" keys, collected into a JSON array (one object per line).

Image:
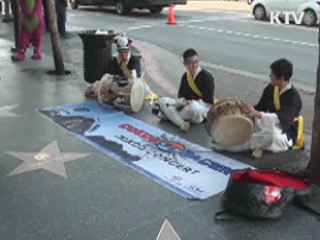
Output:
[{"xmin": 46, "ymin": 70, "xmax": 71, "ymax": 76}]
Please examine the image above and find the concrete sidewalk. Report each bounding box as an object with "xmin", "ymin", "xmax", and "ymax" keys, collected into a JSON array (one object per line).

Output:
[{"xmin": 0, "ymin": 20, "xmax": 319, "ymax": 240}]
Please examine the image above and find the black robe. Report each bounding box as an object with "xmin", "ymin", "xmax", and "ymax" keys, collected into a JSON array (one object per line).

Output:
[
  {"xmin": 106, "ymin": 55, "xmax": 141, "ymax": 78},
  {"xmin": 255, "ymin": 84, "xmax": 302, "ymax": 142},
  {"xmin": 178, "ymin": 69, "xmax": 215, "ymax": 104}
]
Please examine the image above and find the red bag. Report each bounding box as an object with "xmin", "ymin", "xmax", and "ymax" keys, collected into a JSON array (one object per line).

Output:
[{"xmin": 215, "ymin": 169, "xmax": 319, "ymax": 220}]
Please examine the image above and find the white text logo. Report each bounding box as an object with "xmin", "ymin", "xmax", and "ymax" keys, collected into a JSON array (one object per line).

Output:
[{"xmin": 270, "ymin": 11, "xmax": 305, "ymax": 25}]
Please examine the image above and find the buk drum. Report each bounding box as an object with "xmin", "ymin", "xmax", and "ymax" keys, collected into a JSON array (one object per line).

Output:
[
  {"xmin": 205, "ymin": 98, "xmax": 254, "ymax": 147},
  {"xmin": 97, "ymin": 74, "xmax": 145, "ymax": 113}
]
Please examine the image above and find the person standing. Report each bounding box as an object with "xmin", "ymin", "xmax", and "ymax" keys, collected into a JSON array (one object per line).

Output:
[
  {"xmin": 56, "ymin": 0, "xmax": 67, "ymax": 37},
  {"xmin": 2, "ymin": 0, "xmax": 13, "ymax": 22},
  {"xmin": 10, "ymin": 0, "xmax": 20, "ymax": 52},
  {"xmin": 11, "ymin": 0, "xmax": 44, "ymax": 61},
  {"xmin": 42, "ymin": 0, "xmax": 50, "ymax": 31}
]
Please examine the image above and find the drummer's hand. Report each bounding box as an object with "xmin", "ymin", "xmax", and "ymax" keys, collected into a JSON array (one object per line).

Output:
[
  {"xmin": 184, "ymin": 100, "xmax": 192, "ymax": 106},
  {"xmin": 242, "ymin": 105, "xmax": 262, "ymax": 119},
  {"xmin": 123, "ymin": 69, "xmax": 133, "ymax": 79}
]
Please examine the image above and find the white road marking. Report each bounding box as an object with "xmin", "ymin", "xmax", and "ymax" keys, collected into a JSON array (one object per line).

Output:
[
  {"xmin": 234, "ymin": 17, "xmax": 318, "ymax": 32},
  {"xmin": 201, "ymin": 61, "xmax": 315, "ymax": 94},
  {"xmin": 178, "ymin": 14, "xmax": 248, "ymax": 24},
  {"xmin": 66, "ymin": 26, "xmax": 85, "ymax": 32},
  {"xmin": 177, "ymin": 24, "xmax": 317, "ymax": 48}
]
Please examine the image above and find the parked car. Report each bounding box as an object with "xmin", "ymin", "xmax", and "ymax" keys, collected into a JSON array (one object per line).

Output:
[
  {"xmin": 69, "ymin": 0, "xmax": 187, "ymax": 15},
  {"xmin": 248, "ymin": 0, "xmax": 319, "ymax": 26}
]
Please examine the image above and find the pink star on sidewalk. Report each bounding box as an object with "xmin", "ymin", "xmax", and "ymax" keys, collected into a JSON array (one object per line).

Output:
[
  {"xmin": 0, "ymin": 105, "xmax": 19, "ymax": 117},
  {"xmin": 6, "ymin": 141, "xmax": 90, "ymax": 178}
]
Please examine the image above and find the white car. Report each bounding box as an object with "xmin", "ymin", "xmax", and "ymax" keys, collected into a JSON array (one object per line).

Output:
[{"xmin": 249, "ymin": 0, "xmax": 319, "ymax": 26}]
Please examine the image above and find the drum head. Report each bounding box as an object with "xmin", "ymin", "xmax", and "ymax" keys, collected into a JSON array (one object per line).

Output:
[
  {"xmin": 98, "ymin": 75, "xmax": 113, "ymax": 106},
  {"xmin": 211, "ymin": 115, "xmax": 253, "ymax": 147},
  {"xmin": 130, "ymin": 79, "xmax": 145, "ymax": 112}
]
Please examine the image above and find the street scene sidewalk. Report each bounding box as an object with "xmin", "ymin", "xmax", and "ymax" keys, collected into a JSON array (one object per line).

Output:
[{"xmin": 0, "ymin": 2, "xmax": 320, "ymax": 240}]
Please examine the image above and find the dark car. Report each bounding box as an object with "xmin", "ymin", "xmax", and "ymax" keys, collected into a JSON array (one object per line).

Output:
[{"xmin": 69, "ymin": 0, "xmax": 187, "ymax": 15}]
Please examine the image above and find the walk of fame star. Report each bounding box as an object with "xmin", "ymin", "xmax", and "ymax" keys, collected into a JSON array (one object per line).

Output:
[
  {"xmin": 6, "ymin": 141, "xmax": 90, "ymax": 178},
  {"xmin": 157, "ymin": 219, "xmax": 181, "ymax": 240},
  {"xmin": 0, "ymin": 105, "xmax": 19, "ymax": 117}
]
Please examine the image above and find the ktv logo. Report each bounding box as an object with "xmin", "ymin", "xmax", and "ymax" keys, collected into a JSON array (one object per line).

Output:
[{"xmin": 270, "ymin": 1, "xmax": 320, "ymax": 25}]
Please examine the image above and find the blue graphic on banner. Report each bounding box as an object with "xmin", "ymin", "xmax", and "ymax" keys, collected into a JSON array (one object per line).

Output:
[{"xmin": 40, "ymin": 101, "xmax": 251, "ymax": 200}]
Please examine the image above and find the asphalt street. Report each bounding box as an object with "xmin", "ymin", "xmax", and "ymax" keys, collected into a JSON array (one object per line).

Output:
[{"xmin": 67, "ymin": 7, "xmax": 318, "ymax": 90}]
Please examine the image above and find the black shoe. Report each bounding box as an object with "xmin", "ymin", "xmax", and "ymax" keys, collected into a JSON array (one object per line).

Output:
[
  {"xmin": 11, "ymin": 47, "xmax": 18, "ymax": 53},
  {"xmin": 2, "ymin": 17, "xmax": 13, "ymax": 23},
  {"xmin": 60, "ymin": 33, "xmax": 68, "ymax": 39}
]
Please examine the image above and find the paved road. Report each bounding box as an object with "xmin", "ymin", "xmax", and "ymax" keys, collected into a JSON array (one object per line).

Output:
[{"xmin": 67, "ymin": 7, "xmax": 318, "ymax": 92}]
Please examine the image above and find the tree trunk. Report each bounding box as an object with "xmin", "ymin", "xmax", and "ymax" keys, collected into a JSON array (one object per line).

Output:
[
  {"xmin": 45, "ymin": 0, "xmax": 65, "ymax": 75},
  {"xmin": 307, "ymin": 24, "xmax": 320, "ymax": 185}
]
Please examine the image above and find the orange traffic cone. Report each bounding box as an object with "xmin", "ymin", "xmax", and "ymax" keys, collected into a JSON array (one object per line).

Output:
[{"xmin": 167, "ymin": 4, "xmax": 176, "ymax": 25}]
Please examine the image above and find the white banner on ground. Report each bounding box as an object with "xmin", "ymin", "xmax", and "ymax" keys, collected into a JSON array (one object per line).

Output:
[{"xmin": 41, "ymin": 101, "xmax": 252, "ymax": 200}]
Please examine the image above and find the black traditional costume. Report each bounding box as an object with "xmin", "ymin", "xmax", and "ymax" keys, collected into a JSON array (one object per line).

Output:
[
  {"xmin": 214, "ymin": 83, "xmax": 304, "ymax": 153},
  {"xmin": 178, "ymin": 69, "xmax": 215, "ymax": 104},
  {"xmin": 157, "ymin": 67, "xmax": 215, "ymax": 131}
]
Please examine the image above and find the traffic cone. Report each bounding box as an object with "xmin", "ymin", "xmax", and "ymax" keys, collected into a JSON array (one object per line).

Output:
[{"xmin": 167, "ymin": 4, "xmax": 176, "ymax": 25}]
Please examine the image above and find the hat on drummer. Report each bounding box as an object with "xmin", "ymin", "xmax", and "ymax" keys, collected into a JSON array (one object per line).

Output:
[{"xmin": 114, "ymin": 34, "xmax": 133, "ymax": 51}]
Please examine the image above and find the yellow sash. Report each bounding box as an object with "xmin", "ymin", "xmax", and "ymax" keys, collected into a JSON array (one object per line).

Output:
[
  {"xmin": 186, "ymin": 71, "xmax": 202, "ymax": 97},
  {"xmin": 293, "ymin": 116, "xmax": 304, "ymax": 149},
  {"xmin": 273, "ymin": 86, "xmax": 281, "ymax": 111},
  {"xmin": 116, "ymin": 56, "xmax": 158, "ymax": 100},
  {"xmin": 116, "ymin": 56, "xmax": 130, "ymax": 74},
  {"xmin": 273, "ymin": 86, "xmax": 304, "ymax": 149}
]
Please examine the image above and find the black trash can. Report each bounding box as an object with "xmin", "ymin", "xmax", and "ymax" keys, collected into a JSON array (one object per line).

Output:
[{"xmin": 79, "ymin": 30, "xmax": 116, "ymax": 83}]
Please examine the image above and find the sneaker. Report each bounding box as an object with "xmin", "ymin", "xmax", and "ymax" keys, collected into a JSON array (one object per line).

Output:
[
  {"xmin": 252, "ymin": 149, "xmax": 264, "ymax": 159},
  {"xmin": 31, "ymin": 52, "xmax": 42, "ymax": 60},
  {"xmin": 11, "ymin": 52, "xmax": 25, "ymax": 62},
  {"xmin": 180, "ymin": 121, "xmax": 190, "ymax": 132},
  {"xmin": 157, "ymin": 112, "xmax": 168, "ymax": 121}
]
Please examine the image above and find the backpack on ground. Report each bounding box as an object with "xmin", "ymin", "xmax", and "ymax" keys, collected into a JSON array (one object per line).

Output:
[{"xmin": 215, "ymin": 168, "xmax": 320, "ymax": 221}]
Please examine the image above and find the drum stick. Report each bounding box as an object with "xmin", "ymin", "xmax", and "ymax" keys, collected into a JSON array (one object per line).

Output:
[{"xmin": 140, "ymin": 58, "xmax": 155, "ymax": 105}]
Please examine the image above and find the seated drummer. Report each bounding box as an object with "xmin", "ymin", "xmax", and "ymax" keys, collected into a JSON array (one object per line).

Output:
[
  {"xmin": 156, "ymin": 48, "xmax": 215, "ymax": 131},
  {"xmin": 85, "ymin": 34, "xmax": 141, "ymax": 97},
  {"xmin": 214, "ymin": 58, "xmax": 303, "ymax": 154},
  {"xmin": 107, "ymin": 34, "xmax": 141, "ymax": 79}
]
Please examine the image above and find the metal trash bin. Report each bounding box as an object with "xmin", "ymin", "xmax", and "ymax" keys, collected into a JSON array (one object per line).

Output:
[{"xmin": 79, "ymin": 30, "xmax": 116, "ymax": 83}]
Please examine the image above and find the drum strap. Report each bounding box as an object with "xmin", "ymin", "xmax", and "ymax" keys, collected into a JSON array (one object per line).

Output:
[
  {"xmin": 116, "ymin": 56, "xmax": 159, "ymax": 101},
  {"xmin": 116, "ymin": 56, "xmax": 130, "ymax": 74},
  {"xmin": 186, "ymin": 71, "xmax": 202, "ymax": 97},
  {"xmin": 273, "ymin": 86, "xmax": 304, "ymax": 149},
  {"xmin": 116, "ymin": 56, "xmax": 146, "ymax": 84}
]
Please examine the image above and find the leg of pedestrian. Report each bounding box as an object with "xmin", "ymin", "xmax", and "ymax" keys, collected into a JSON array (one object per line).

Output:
[
  {"xmin": 10, "ymin": 0, "xmax": 20, "ymax": 52},
  {"xmin": 2, "ymin": 0, "xmax": 13, "ymax": 22}
]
